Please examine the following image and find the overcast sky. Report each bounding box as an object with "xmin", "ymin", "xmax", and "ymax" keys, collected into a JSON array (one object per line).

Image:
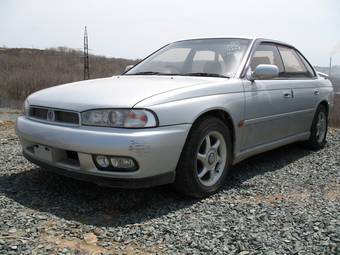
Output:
[{"xmin": 1, "ymin": 0, "xmax": 339, "ymax": 66}]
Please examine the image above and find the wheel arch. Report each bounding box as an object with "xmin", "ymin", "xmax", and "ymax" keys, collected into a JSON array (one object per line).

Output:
[
  {"xmin": 318, "ymin": 100, "xmax": 329, "ymax": 114},
  {"xmin": 190, "ymin": 109, "xmax": 236, "ymax": 159}
]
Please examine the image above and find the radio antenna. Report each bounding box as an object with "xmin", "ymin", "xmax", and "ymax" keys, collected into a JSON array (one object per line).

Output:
[{"xmin": 83, "ymin": 26, "xmax": 90, "ymax": 80}]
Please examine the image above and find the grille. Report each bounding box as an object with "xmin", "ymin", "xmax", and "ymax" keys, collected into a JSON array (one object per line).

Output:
[{"xmin": 29, "ymin": 107, "xmax": 80, "ymax": 125}]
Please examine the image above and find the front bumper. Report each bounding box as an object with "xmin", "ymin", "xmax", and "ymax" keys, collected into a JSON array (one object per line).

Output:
[
  {"xmin": 16, "ymin": 116, "xmax": 191, "ymax": 187},
  {"xmin": 23, "ymin": 151, "xmax": 175, "ymax": 188}
]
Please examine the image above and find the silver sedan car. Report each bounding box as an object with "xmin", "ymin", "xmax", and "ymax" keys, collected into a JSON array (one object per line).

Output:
[{"xmin": 16, "ymin": 37, "xmax": 334, "ymax": 197}]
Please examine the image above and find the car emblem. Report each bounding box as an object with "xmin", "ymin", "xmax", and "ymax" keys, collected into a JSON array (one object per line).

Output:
[{"xmin": 46, "ymin": 110, "xmax": 55, "ymax": 121}]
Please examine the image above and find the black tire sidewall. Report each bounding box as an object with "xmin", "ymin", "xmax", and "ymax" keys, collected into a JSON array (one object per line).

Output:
[
  {"xmin": 309, "ymin": 105, "xmax": 328, "ymax": 149},
  {"xmin": 176, "ymin": 117, "xmax": 232, "ymax": 197}
]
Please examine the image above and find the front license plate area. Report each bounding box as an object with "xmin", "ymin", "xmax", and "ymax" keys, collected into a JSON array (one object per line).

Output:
[{"xmin": 33, "ymin": 145, "xmax": 53, "ymax": 162}]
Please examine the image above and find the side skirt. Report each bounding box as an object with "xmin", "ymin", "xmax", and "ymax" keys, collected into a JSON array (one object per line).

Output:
[{"xmin": 233, "ymin": 132, "xmax": 310, "ymax": 165}]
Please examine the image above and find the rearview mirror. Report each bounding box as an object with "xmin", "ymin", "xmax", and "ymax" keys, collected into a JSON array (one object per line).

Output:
[
  {"xmin": 124, "ymin": 64, "xmax": 134, "ymax": 72},
  {"xmin": 249, "ymin": 64, "xmax": 279, "ymax": 81}
]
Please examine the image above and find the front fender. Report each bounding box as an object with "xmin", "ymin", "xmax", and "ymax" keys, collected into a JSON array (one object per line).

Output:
[
  {"xmin": 142, "ymin": 92, "xmax": 245, "ymax": 159},
  {"xmin": 145, "ymin": 93, "xmax": 244, "ymax": 127}
]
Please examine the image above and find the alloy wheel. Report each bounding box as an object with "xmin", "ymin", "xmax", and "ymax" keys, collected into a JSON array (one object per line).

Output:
[
  {"xmin": 316, "ymin": 111, "xmax": 327, "ymax": 144},
  {"xmin": 196, "ymin": 131, "xmax": 227, "ymax": 187}
]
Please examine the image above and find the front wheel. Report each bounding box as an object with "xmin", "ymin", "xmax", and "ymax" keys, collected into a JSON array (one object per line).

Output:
[
  {"xmin": 174, "ymin": 117, "xmax": 232, "ymax": 198},
  {"xmin": 304, "ymin": 104, "xmax": 328, "ymax": 150}
]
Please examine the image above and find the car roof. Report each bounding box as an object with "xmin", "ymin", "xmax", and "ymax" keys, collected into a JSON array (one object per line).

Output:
[{"xmin": 172, "ymin": 37, "xmax": 295, "ymax": 49}]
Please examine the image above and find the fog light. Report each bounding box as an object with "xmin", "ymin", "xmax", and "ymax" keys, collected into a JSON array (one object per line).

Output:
[
  {"xmin": 110, "ymin": 157, "xmax": 136, "ymax": 169},
  {"xmin": 95, "ymin": 155, "xmax": 110, "ymax": 168}
]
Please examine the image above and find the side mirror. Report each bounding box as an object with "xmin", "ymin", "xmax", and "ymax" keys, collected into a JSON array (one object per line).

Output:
[
  {"xmin": 249, "ymin": 64, "xmax": 279, "ymax": 81},
  {"xmin": 124, "ymin": 64, "xmax": 134, "ymax": 72}
]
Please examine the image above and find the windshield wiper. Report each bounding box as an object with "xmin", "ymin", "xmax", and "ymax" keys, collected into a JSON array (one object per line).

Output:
[
  {"xmin": 127, "ymin": 71, "xmax": 230, "ymax": 78},
  {"xmin": 183, "ymin": 72, "xmax": 230, "ymax": 78},
  {"xmin": 128, "ymin": 71, "xmax": 167, "ymax": 75}
]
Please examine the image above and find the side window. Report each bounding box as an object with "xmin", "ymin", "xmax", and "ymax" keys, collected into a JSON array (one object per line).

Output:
[
  {"xmin": 278, "ymin": 46, "xmax": 311, "ymax": 77},
  {"xmin": 250, "ymin": 44, "xmax": 284, "ymax": 73}
]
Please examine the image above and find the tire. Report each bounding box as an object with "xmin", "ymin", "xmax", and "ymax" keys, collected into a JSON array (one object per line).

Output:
[
  {"xmin": 304, "ymin": 104, "xmax": 328, "ymax": 150},
  {"xmin": 174, "ymin": 116, "xmax": 233, "ymax": 198}
]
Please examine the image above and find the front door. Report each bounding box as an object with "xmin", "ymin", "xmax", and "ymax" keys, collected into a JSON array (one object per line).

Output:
[{"xmin": 241, "ymin": 43, "xmax": 296, "ymax": 150}]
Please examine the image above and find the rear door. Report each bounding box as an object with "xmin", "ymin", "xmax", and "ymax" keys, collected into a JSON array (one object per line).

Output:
[
  {"xmin": 241, "ymin": 43, "xmax": 296, "ymax": 150},
  {"xmin": 277, "ymin": 46, "xmax": 318, "ymax": 134}
]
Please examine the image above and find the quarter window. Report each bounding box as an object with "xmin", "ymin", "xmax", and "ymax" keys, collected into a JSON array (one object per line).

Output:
[{"xmin": 296, "ymin": 51, "xmax": 316, "ymax": 77}]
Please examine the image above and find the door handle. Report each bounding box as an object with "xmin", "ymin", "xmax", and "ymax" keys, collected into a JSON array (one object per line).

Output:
[
  {"xmin": 314, "ymin": 89, "xmax": 320, "ymax": 95},
  {"xmin": 283, "ymin": 92, "xmax": 291, "ymax": 98}
]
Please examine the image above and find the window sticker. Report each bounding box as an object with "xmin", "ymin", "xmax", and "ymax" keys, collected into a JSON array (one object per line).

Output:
[{"xmin": 225, "ymin": 42, "xmax": 242, "ymax": 55}]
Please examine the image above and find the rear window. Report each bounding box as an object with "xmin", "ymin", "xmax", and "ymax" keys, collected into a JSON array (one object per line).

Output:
[{"xmin": 278, "ymin": 46, "xmax": 314, "ymax": 78}]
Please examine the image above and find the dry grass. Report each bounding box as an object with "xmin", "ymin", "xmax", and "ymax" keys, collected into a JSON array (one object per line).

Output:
[
  {"xmin": 0, "ymin": 47, "xmax": 138, "ymax": 108},
  {"xmin": 41, "ymin": 234, "xmax": 163, "ymax": 255},
  {"xmin": 0, "ymin": 120, "xmax": 15, "ymax": 131},
  {"xmin": 219, "ymin": 181, "xmax": 339, "ymax": 206},
  {"xmin": 330, "ymin": 94, "xmax": 340, "ymax": 128},
  {"xmin": 220, "ymin": 191, "xmax": 311, "ymax": 206},
  {"xmin": 323, "ymin": 183, "xmax": 340, "ymax": 202}
]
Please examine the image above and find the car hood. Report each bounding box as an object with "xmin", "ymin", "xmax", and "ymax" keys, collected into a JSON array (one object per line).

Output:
[{"xmin": 27, "ymin": 75, "xmax": 218, "ymax": 111}]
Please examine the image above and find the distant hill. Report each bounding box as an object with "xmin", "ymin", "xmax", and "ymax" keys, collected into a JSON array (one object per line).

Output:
[{"xmin": 0, "ymin": 47, "xmax": 139, "ymax": 108}]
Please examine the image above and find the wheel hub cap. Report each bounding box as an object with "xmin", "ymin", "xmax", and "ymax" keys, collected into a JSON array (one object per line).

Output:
[{"xmin": 208, "ymin": 152, "xmax": 216, "ymax": 165}]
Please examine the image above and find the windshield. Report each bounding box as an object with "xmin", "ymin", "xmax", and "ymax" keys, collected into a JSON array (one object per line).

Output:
[{"xmin": 126, "ymin": 38, "xmax": 251, "ymax": 78}]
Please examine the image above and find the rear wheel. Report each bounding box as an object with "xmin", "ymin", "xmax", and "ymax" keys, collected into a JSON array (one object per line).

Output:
[
  {"xmin": 304, "ymin": 104, "xmax": 328, "ymax": 150},
  {"xmin": 174, "ymin": 117, "xmax": 232, "ymax": 198}
]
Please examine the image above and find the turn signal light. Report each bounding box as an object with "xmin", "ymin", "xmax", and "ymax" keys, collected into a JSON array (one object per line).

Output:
[
  {"xmin": 110, "ymin": 157, "xmax": 136, "ymax": 169},
  {"xmin": 93, "ymin": 155, "xmax": 138, "ymax": 171}
]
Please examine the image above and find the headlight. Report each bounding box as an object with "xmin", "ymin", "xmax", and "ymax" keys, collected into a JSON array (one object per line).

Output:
[
  {"xmin": 23, "ymin": 99, "xmax": 30, "ymax": 116},
  {"xmin": 81, "ymin": 109, "xmax": 158, "ymax": 128}
]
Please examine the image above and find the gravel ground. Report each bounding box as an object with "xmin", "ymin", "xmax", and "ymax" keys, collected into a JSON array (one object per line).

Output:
[{"xmin": 0, "ymin": 122, "xmax": 339, "ymax": 255}]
